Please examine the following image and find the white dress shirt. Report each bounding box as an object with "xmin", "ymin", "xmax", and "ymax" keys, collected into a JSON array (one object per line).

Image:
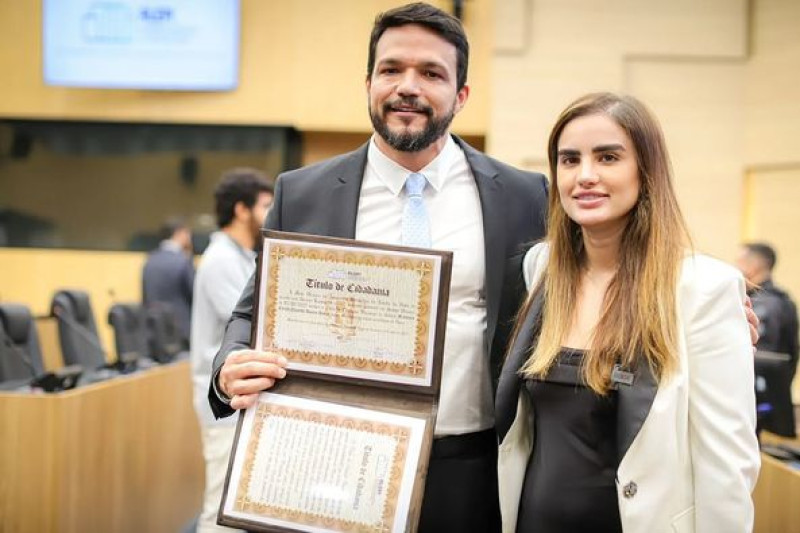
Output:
[{"xmin": 356, "ymin": 136, "xmax": 490, "ymax": 436}]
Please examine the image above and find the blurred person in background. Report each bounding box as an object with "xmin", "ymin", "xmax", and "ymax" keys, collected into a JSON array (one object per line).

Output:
[
  {"xmin": 737, "ymin": 242, "xmax": 799, "ymax": 371},
  {"xmin": 142, "ymin": 217, "xmax": 194, "ymax": 347},
  {"xmin": 737, "ymin": 242, "xmax": 799, "ymax": 437},
  {"xmin": 191, "ymin": 168, "xmax": 273, "ymax": 533}
]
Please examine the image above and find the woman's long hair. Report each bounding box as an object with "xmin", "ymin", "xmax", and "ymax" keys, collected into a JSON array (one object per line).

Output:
[{"xmin": 518, "ymin": 93, "xmax": 690, "ymax": 393}]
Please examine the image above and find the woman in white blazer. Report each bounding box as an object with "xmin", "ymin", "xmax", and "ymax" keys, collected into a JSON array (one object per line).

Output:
[{"xmin": 495, "ymin": 93, "xmax": 760, "ymax": 533}]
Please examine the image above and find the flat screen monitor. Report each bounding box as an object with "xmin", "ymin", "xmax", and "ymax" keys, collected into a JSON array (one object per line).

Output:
[
  {"xmin": 755, "ymin": 350, "xmax": 797, "ymax": 438},
  {"xmin": 43, "ymin": 0, "xmax": 240, "ymax": 91}
]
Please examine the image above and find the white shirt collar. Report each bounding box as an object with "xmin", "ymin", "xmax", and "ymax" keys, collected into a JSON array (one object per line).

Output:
[{"xmin": 366, "ymin": 134, "xmax": 458, "ymax": 195}]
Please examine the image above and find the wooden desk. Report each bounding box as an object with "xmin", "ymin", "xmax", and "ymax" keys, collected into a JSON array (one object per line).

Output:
[
  {"xmin": 0, "ymin": 360, "xmax": 204, "ymax": 533},
  {"xmin": 754, "ymin": 432, "xmax": 800, "ymax": 533}
]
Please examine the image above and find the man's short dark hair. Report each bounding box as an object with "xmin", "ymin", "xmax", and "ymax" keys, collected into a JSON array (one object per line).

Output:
[
  {"xmin": 159, "ymin": 216, "xmax": 188, "ymax": 241},
  {"xmin": 214, "ymin": 168, "xmax": 274, "ymax": 229},
  {"xmin": 367, "ymin": 2, "xmax": 469, "ymax": 90},
  {"xmin": 744, "ymin": 242, "xmax": 777, "ymax": 271}
]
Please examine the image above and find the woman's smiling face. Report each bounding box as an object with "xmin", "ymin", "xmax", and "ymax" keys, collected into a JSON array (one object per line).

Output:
[{"xmin": 555, "ymin": 113, "xmax": 641, "ymax": 235}]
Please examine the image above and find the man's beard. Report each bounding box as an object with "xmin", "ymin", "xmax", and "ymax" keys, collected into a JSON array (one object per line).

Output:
[{"xmin": 369, "ymin": 98, "xmax": 455, "ymax": 152}]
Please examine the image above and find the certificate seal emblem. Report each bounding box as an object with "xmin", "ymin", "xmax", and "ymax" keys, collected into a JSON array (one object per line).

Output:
[{"xmin": 325, "ymin": 296, "xmax": 360, "ymax": 340}]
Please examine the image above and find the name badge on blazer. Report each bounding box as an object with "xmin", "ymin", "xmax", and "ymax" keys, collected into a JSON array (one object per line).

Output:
[{"xmin": 611, "ymin": 364, "xmax": 635, "ymax": 388}]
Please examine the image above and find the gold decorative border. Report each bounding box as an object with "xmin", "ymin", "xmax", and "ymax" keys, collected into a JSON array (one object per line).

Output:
[
  {"xmin": 263, "ymin": 243, "xmax": 434, "ymax": 379},
  {"xmin": 235, "ymin": 402, "xmax": 411, "ymax": 532}
]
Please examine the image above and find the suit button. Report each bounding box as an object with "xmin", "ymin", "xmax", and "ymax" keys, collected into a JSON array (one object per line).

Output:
[{"xmin": 623, "ymin": 481, "xmax": 638, "ymax": 499}]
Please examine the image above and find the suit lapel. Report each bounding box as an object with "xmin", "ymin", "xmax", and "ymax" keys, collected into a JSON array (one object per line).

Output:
[
  {"xmin": 457, "ymin": 137, "xmax": 506, "ymax": 351},
  {"xmin": 322, "ymin": 144, "xmax": 368, "ymax": 239},
  {"xmin": 616, "ymin": 358, "xmax": 658, "ymax": 462}
]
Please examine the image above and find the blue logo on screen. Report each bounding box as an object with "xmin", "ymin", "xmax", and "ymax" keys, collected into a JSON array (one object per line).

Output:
[
  {"xmin": 140, "ymin": 7, "xmax": 173, "ymax": 22},
  {"xmin": 81, "ymin": 2, "xmax": 134, "ymax": 43}
]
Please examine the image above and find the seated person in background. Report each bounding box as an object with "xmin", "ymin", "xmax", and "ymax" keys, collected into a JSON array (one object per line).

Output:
[
  {"xmin": 191, "ymin": 168, "xmax": 273, "ymax": 533},
  {"xmin": 142, "ymin": 217, "xmax": 194, "ymax": 348},
  {"xmin": 495, "ymin": 93, "xmax": 760, "ymax": 533}
]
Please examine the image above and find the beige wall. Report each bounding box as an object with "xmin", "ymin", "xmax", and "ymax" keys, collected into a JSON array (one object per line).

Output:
[
  {"xmin": 627, "ymin": 60, "xmax": 745, "ymax": 261},
  {"xmin": 489, "ymin": 0, "xmax": 800, "ymax": 300},
  {"xmin": 490, "ymin": 0, "xmax": 746, "ymax": 168},
  {"xmin": 745, "ymin": 0, "xmax": 800, "ymax": 167},
  {"xmin": 0, "ymin": 0, "xmax": 491, "ymax": 136},
  {"xmin": 744, "ymin": 0, "xmax": 800, "ymax": 301}
]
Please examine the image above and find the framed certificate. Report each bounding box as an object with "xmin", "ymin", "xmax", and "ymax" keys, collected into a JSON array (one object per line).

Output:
[
  {"xmin": 219, "ymin": 232, "xmax": 453, "ymax": 532},
  {"xmin": 221, "ymin": 392, "xmax": 428, "ymax": 532},
  {"xmin": 252, "ymin": 231, "xmax": 452, "ymax": 394}
]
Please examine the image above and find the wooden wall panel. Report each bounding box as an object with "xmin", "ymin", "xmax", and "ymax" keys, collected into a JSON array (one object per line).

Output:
[
  {"xmin": 626, "ymin": 60, "xmax": 745, "ymax": 261},
  {"xmin": 0, "ymin": 248, "xmax": 145, "ymax": 358},
  {"xmin": 744, "ymin": 167, "xmax": 800, "ymax": 302},
  {"xmin": 745, "ymin": 0, "xmax": 800, "ymax": 166},
  {"xmin": 488, "ymin": 0, "xmax": 747, "ymax": 169}
]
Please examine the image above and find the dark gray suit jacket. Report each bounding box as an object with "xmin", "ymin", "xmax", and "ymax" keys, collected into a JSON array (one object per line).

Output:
[
  {"xmin": 208, "ymin": 136, "xmax": 548, "ymax": 419},
  {"xmin": 142, "ymin": 245, "xmax": 194, "ymax": 342}
]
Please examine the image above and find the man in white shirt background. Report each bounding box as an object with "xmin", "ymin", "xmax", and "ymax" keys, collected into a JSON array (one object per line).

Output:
[{"xmin": 191, "ymin": 168, "xmax": 273, "ymax": 533}]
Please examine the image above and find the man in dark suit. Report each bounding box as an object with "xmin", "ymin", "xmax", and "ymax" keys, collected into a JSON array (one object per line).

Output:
[
  {"xmin": 737, "ymin": 242, "xmax": 799, "ymax": 437},
  {"xmin": 207, "ymin": 4, "xmax": 548, "ymax": 532},
  {"xmin": 142, "ymin": 217, "xmax": 194, "ymax": 347},
  {"xmin": 737, "ymin": 243, "xmax": 799, "ymax": 371}
]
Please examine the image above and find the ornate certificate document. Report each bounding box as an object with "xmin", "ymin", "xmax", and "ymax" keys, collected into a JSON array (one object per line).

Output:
[
  {"xmin": 253, "ymin": 232, "xmax": 449, "ymax": 391},
  {"xmin": 221, "ymin": 392, "xmax": 426, "ymax": 533},
  {"xmin": 221, "ymin": 232, "xmax": 452, "ymax": 532}
]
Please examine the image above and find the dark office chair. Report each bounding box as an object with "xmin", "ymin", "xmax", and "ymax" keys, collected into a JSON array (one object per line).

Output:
[
  {"xmin": 0, "ymin": 303, "xmax": 44, "ymax": 382},
  {"xmin": 50, "ymin": 289, "xmax": 107, "ymax": 370},
  {"xmin": 145, "ymin": 303, "xmax": 186, "ymax": 364},
  {"xmin": 107, "ymin": 303, "xmax": 159, "ymax": 373},
  {"xmin": 108, "ymin": 303, "xmax": 150, "ymax": 364}
]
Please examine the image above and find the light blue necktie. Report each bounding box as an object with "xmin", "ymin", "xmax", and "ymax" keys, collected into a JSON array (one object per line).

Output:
[{"xmin": 402, "ymin": 172, "xmax": 431, "ymax": 248}]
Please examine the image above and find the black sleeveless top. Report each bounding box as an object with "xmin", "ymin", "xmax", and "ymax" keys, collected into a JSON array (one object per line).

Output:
[{"xmin": 517, "ymin": 348, "xmax": 622, "ymax": 533}]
